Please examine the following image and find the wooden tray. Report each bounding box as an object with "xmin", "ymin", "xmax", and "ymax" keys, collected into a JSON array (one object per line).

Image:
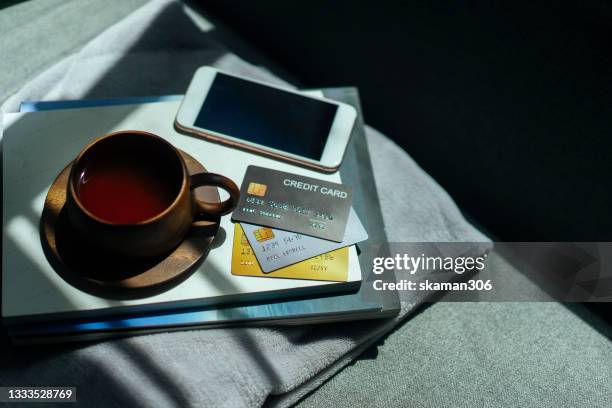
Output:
[{"xmin": 40, "ymin": 151, "xmax": 220, "ymax": 299}]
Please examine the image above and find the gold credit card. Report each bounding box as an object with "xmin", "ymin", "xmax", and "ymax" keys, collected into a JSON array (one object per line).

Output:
[{"xmin": 231, "ymin": 224, "xmax": 349, "ymax": 281}]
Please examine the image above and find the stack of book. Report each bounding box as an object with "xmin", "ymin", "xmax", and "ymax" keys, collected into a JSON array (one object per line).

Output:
[{"xmin": 2, "ymin": 88, "xmax": 399, "ymax": 344}]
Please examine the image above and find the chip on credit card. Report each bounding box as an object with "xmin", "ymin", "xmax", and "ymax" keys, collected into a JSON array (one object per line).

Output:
[
  {"xmin": 241, "ymin": 207, "xmax": 368, "ymax": 273},
  {"xmin": 231, "ymin": 166, "xmax": 353, "ymax": 242},
  {"xmin": 230, "ymin": 224, "xmax": 349, "ymax": 281}
]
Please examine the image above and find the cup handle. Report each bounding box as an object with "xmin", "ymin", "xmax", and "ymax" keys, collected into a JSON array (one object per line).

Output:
[{"xmin": 190, "ymin": 172, "xmax": 240, "ymax": 219}]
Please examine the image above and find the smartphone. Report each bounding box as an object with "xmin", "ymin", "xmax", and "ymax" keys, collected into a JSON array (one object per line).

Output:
[{"xmin": 175, "ymin": 67, "xmax": 357, "ymax": 173}]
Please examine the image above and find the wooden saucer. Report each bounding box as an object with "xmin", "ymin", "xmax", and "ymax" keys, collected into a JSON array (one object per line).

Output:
[{"xmin": 40, "ymin": 151, "xmax": 220, "ymax": 299}]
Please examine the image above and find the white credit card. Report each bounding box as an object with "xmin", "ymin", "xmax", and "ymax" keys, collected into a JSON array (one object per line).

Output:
[{"xmin": 240, "ymin": 208, "xmax": 368, "ymax": 273}]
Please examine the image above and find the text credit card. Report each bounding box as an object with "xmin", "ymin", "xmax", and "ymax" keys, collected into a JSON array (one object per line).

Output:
[
  {"xmin": 231, "ymin": 166, "xmax": 353, "ymax": 242},
  {"xmin": 230, "ymin": 224, "xmax": 349, "ymax": 281}
]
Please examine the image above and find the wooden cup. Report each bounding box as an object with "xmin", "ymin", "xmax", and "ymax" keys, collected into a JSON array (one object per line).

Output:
[{"xmin": 65, "ymin": 130, "xmax": 240, "ymax": 258}]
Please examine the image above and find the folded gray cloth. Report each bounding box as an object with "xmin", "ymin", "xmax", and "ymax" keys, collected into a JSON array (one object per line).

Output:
[{"xmin": 1, "ymin": 1, "xmax": 486, "ymax": 406}]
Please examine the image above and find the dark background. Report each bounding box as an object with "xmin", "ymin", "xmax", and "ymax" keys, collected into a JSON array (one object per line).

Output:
[{"xmin": 197, "ymin": 0, "xmax": 612, "ymax": 242}]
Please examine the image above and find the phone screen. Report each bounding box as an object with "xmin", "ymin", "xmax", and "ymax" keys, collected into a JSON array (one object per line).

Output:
[{"xmin": 194, "ymin": 73, "xmax": 338, "ymax": 160}]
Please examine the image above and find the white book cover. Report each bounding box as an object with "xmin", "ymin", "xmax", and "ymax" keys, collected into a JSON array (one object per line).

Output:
[{"xmin": 1, "ymin": 100, "xmax": 362, "ymax": 323}]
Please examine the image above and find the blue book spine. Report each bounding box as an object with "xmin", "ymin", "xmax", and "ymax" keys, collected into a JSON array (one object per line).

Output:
[{"xmin": 19, "ymin": 95, "xmax": 183, "ymax": 112}]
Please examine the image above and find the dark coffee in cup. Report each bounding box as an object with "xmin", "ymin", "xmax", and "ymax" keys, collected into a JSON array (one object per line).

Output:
[
  {"xmin": 73, "ymin": 137, "xmax": 181, "ymax": 224},
  {"xmin": 66, "ymin": 131, "xmax": 240, "ymax": 258}
]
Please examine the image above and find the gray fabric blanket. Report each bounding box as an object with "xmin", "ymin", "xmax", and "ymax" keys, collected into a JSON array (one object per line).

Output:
[{"xmin": 1, "ymin": 1, "xmax": 486, "ymax": 406}]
